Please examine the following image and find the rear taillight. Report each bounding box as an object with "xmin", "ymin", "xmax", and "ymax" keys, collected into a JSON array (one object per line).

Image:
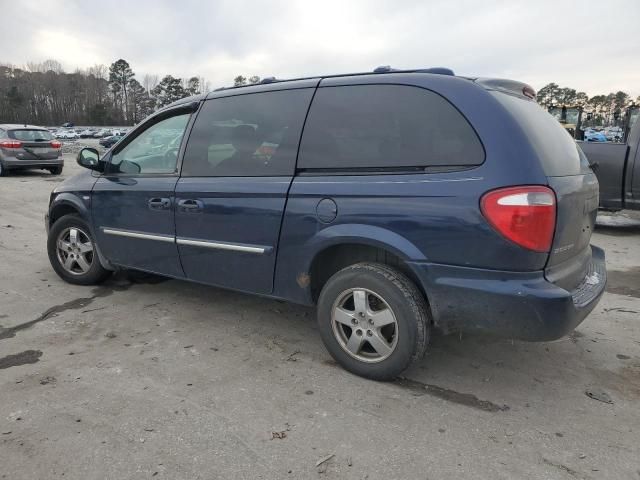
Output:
[
  {"xmin": 0, "ymin": 140, "xmax": 22, "ymax": 148},
  {"xmin": 50, "ymin": 140, "xmax": 62, "ymax": 149},
  {"xmin": 481, "ymin": 186, "xmax": 556, "ymax": 252}
]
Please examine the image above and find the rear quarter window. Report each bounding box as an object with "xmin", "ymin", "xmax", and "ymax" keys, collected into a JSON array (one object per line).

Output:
[
  {"xmin": 491, "ymin": 92, "xmax": 588, "ymax": 176},
  {"xmin": 298, "ymin": 84, "xmax": 484, "ymax": 170},
  {"xmin": 8, "ymin": 129, "xmax": 53, "ymax": 141}
]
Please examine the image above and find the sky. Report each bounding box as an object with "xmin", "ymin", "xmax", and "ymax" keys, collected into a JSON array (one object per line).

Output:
[{"xmin": 2, "ymin": 0, "xmax": 639, "ymax": 97}]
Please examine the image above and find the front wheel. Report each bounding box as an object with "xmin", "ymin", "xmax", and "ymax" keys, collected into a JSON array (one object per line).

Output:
[
  {"xmin": 317, "ymin": 263, "xmax": 430, "ymax": 381},
  {"xmin": 47, "ymin": 214, "xmax": 111, "ymax": 285}
]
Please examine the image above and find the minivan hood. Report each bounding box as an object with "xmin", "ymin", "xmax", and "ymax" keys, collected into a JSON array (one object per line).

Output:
[{"xmin": 53, "ymin": 169, "xmax": 99, "ymax": 194}]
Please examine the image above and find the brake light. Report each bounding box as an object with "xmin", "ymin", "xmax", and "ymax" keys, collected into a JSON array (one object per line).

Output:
[
  {"xmin": 481, "ymin": 186, "xmax": 556, "ymax": 252},
  {"xmin": 50, "ymin": 140, "xmax": 62, "ymax": 149},
  {"xmin": 0, "ymin": 140, "xmax": 22, "ymax": 148}
]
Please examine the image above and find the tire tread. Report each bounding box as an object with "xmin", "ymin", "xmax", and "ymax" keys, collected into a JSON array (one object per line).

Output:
[{"xmin": 317, "ymin": 262, "xmax": 431, "ymax": 380}]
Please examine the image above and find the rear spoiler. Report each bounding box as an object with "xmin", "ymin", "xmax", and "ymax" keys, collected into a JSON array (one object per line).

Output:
[{"xmin": 474, "ymin": 78, "xmax": 537, "ymax": 100}]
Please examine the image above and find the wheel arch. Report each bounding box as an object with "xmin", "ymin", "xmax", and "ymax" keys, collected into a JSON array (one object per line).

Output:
[
  {"xmin": 48, "ymin": 194, "xmax": 89, "ymax": 230},
  {"xmin": 300, "ymin": 225, "xmax": 429, "ymax": 304},
  {"xmin": 48, "ymin": 194, "xmax": 114, "ymax": 271}
]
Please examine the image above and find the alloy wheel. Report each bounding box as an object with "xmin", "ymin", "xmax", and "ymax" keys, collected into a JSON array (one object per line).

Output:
[
  {"xmin": 331, "ymin": 288, "xmax": 399, "ymax": 363},
  {"xmin": 56, "ymin": 227, "xmax": 94, "ymax": 275}
]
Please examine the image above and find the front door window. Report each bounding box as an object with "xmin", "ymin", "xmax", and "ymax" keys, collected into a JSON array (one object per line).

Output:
[{"xmin": 109, "ymin": 113, "xmax": 190, "ymax": 174}]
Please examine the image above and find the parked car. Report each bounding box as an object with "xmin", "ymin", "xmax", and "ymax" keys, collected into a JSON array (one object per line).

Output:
[
  {"xmin": 585, "ymin": 131, "xmax": 608, "ymax": 142},
  {"xmin": 45, "ymin": 67, "xmax": 606, "ymax": 380},
  {"xmin": 0, "ymin": 124, "xmax": 63, "ymax": 176},
  {"xmin": 580, "ymin": 112, "xmax": 640, "ymax": 211},
  {"xmin": 58, "ymin": 130, "xmax": 79, "ymax": 140},
  {"xmin": 62, "ymin": 122, "xmax": 75, "ymax": 128},
  {"xmin": 80, "ymin": 129, "xmax": 96, "ymax": 138},
  {"xmin": 603, "ymin": 127, "xmax": 623, "ymax": 142},
  {"xmin": 93, "ymin": 129, "xmax": 111, "ymax": 138},
  {"xmin": 99, "ymin": 134, "xmax": 124, "ymax": 148}
]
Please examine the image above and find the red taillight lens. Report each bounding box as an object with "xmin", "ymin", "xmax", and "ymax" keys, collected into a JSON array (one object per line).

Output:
[
  {"xmin": 50, "ymin": 140, "xmax": 62, "ymax": 149},
  {"xmin": 0, "ymin": 140, "xmax": 22, "ymax": 148},
  {"xmin": 481, "ymin": 186, "xmax": 556, "ymax": 252}
]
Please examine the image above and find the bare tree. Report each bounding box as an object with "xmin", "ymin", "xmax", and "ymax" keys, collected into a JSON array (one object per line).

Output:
[{"xmin": 142, "ymin": 74, "xmax": 159, "ymax": 94}]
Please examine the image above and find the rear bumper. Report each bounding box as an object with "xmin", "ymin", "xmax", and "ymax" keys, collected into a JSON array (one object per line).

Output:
[
  {"xmin": 408, "ymin": 245, "xmax": 606, "ymax": 341},
  {"xmin": 2, "ymin": 158, "xmax": 63, "ymax": 169}
]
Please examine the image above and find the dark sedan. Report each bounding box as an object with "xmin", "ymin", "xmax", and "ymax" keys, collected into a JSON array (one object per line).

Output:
[{"xmin": 99, "ymin": 134, "xmax": 123, "ymax": 148}]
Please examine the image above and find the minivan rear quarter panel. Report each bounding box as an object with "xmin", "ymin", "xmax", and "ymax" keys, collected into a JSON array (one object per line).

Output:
[{"xmin": 273, "ymin": 74, "xmax": 552, "ymax": 305}]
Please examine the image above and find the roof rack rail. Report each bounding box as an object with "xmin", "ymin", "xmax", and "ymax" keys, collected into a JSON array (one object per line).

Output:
[
  {"xmin": 416, "ymin": 67, "xmax": 455, "ymax": 76},
  {"xmin": 210, "ymin": 66, "xmax": 457, "ymax": 93},
  {"xmin": 373, "ymin": 66, "xmax": 454, "ymax": 76}
]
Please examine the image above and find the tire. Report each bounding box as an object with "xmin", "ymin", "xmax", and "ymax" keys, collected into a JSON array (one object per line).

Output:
[
  {"xmin": 47, "ymin": 214, "xmax": 111, "ymax": 285},
  {"xmin": 49, "ymin": 165, "xmax": 63, "ymax": 175},
  {"xmin": 0, "ymin": 162, "xmax": 7, "ymax": 177},
  {"xmin": 317, "ymin": 262, "xmax": 430, "ymax": 381}
]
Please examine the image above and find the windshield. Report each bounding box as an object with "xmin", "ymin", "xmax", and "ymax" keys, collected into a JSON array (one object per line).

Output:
[{"xmin": 8, "ymin": 129, "xmax": 53, "ymax": 141}]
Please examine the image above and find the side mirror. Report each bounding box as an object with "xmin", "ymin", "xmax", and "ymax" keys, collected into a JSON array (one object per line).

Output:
[{"xmin": 77, "ymin": 147, "xmax": 102, "ymax": 171}]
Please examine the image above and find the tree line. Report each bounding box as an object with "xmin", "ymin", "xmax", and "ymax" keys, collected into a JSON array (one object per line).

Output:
[
  {"xmin": 0, "ymin": 58, "xmax": 209, "ymax": 126},
  {"xmin": 2, "ymin": 60, "xmax": 637, "ymax": 128},
  {"xmin": 536, "ymin": 83, "xmax": 640, "ymax": 127}
]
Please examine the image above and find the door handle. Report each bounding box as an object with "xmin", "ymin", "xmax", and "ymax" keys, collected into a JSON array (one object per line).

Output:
[
  {"xmin": 177, "ymin": 199, "xmax": 204, "ymax": 213},
  {"xmin": 148, "ymin": 197, "xmax": 171, "ymax": 210}
]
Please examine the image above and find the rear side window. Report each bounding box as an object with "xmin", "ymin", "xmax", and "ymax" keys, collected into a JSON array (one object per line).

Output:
[
  {"xmin": 8, "ymin": 129, "xmax": 53, "ymax": 141},
  {"xmin": 182, "ymin": 89, "xmax": 314, "ymax": 177},
  {"xmin": 491, "ymin": 92, "xmax": 587, "ymax": 176},
  {"xmin": 298, "ymin": 85, "xmax": 484, "ymax": 170}
]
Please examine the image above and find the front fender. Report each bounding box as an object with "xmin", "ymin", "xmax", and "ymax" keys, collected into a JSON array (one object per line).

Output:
[
  {"xmin": 48, "ymin": 192, "xmax": 91, "ymax": 228},
  {"xmin": 47, "ymin": 192, "xmax": 115, "ymax": 271}
]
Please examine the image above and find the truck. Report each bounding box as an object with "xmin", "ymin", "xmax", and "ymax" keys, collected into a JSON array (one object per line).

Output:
[
  {"xmin": 580, "ymin": 107, "xmax": 640, "ymax": 211},
  {"xmin": 549, "ymin": 105, "xmax": 583, "ymax": 139}
]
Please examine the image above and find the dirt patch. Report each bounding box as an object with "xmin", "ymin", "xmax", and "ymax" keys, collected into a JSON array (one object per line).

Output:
[
  {"xmin": 0, "ymin": 279, "xmax": 131, "ymax": 341},
  {"xmin": 606, "ymin": 267, "xmax": 640, "ymax": 298},
  {"xmin": 587, "ymin": 365, "xmax": 640, "ymax": 399},
  {"xmin": 395, "ymin": 377, "xmax": 510, "ymax": 412},
  {"xmin": 542, "ymin": 458, "xmax": 583, "ymax": 479},
  {"xmin": 0, "ymin": 350, "xmax": 43, "ymax": 369}
]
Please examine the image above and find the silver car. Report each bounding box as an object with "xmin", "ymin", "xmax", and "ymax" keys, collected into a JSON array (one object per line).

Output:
[{"xmin": 0, "ymin": 124, "xmax": 63, "ymax": 176}]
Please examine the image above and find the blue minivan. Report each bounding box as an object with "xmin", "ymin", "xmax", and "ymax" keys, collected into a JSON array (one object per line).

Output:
[{"xmin": 46, "ymin": 67, "xmax": 606, "ymax": 380}]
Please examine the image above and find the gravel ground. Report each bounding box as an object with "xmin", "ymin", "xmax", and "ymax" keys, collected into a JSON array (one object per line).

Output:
[{"xmin": 1, "ymin": 147, "xmax": 639, "ymax": 479}]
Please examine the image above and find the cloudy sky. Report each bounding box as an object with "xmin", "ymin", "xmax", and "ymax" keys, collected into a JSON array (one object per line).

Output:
[{"xmin": 2, "ymin": 0, "xmax": 639, "ymax": 96}]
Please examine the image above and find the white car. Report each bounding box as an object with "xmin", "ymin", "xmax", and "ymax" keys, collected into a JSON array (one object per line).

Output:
[
  {"xmin": 57, "ymin": 130, "xmax": 79, "ymax": 140},
  {"xmin": 93, "ymin": 129, "xmax": 111, "ymax": 138}
]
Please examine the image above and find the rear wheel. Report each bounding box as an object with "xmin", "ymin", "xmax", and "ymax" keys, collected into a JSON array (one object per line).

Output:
[
  {"xmin": 0, "ymin": 162, "xmax": 7, "ymax": 177},
  {"xmin": 317, "ymin": 262, "xmax": 430, "ymax": 380},
  {"xmin": 47, "ymin": 214, "xmax": 111, "ymax": 285},
  {"xmin": 48, "ymin": 165, "xmax": 63, "ymax": 175}
]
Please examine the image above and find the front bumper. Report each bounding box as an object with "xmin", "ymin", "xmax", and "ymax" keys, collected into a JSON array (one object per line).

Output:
[{"xmin": 408, "ymin": 246, "xmax": 606, "ymax": 341}]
